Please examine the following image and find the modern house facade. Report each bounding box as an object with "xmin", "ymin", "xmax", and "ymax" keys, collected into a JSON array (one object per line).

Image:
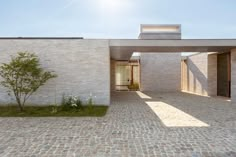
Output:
[
  {"xmin": 139, "ymin": 25, "xmax": 181, "ymax": 92},
  {"xmin": 0, "ymin": 24, "xmax": 236, "ymax": 105}
]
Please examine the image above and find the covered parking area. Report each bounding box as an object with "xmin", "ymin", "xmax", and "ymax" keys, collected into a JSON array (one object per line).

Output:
[
  {"xmin": 108, "ymin": 38, "xmax": 236, "ymax": 156},
  {"xmin": 109, "ymin": 39, "xmax": 236, "ymax": 104},
  {"xmin": 109, "ymin": 90, "xmax": 236, "ymax": 156}
]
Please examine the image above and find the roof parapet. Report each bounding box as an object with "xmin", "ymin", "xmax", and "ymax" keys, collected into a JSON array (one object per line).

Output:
[{"xmin": 139, "ymin": 24, "xmax": 181, "ymax": 40}]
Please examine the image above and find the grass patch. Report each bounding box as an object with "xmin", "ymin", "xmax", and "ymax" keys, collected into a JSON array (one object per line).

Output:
[{"xmin": 0, "ymin": 106, "xmax": 108, "ymax": 117}]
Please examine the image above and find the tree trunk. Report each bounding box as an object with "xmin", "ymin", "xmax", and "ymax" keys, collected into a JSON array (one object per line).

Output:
[{"xmin": 16, "ymin": 97, "xmax": 23, "ymax": 112}]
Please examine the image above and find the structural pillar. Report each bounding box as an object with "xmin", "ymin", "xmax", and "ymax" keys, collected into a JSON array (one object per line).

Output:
[
  {"xmin": 231, "ymin": 49, "xmax": 236, "ymax": 104},
  {"xmin": 208, "ymin": 53, "xmax": 218, "ymax": 96}
]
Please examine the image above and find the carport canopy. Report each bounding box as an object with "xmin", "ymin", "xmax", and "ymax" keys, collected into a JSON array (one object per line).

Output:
[{"xmin": 109, "ymin": 39, "xmax": 236, "ymax": 60}]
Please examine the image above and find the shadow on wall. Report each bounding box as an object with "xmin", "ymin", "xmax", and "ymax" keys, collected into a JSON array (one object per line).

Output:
[{"xmin": 185, "ymin": 58, "xmax": 208, "ymax": 95}]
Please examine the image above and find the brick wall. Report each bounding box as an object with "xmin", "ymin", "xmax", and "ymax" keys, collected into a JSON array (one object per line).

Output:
[
  {"xmin": 110, "ymin": 60, "xmax": 116, "ymax": 91},
  {"xmin": 182, "ymin": 53, "xmax": 217, "ymax": 96},
  {"xmin": 207, "ymin": 54, "xmax": 217, "ymax": 96},
  {"xmin": 231, "ymin": 49, "xmax": 236, "ymax": 104},
  {"xmin": 140, "ymin": 53, "xmax": 181, "ymax": 92},
  {"xmin": 0, "ymin": 39, "xmax": 110, "ymax": 105}
]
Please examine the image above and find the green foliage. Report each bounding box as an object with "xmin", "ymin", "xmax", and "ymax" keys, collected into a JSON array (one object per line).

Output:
[
  {"xmin": 0, "ymin": 52, "xmax": 57, "ymax": 111},
  {"xmin": 128, "ymin": 83, "xmax": 140, "ymax": 90},
  {"xmin": 75, "ymin": 98, "xmax": 82, "ymax": 108},
  {"xmin": 51, "ymin": 105, "xmax": 58, "ymax": 114},
  {"xmin": 61, "ymin": 95, "xmax": 82, "ymax": 111},
  {"xmin": 87, "ymin": 97, "xmax": 94, "ymax": 110},
  {"xmin": 0, "ymin": 106, "xmax": 108, "ymax": 117},
  {"xmin": 88, "ymin": 98, "xmax": 93, "ymax": 106}
]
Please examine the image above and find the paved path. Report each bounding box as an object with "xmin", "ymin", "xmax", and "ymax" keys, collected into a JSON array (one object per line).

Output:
[{"xmin": 1, "ymin": 92, "xmax": 236, "ymax": 157}]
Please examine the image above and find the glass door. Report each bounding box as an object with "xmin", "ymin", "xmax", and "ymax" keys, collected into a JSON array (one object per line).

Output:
[{"xmin": 115, "ymin": 65, "xmax": 131, "ymax": 91}]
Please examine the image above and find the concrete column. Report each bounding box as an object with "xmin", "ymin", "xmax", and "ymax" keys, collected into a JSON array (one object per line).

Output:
[
  {"xmin": 207, "ymin": 54, "xmax": 217, "ymax": 96},
  {"xmin": 231, "ymin": 49, "xmax": 236, "ymax": 104}
]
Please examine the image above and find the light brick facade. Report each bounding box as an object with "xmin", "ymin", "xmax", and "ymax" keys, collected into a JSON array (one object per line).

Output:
[
  {"xmin": 0, "ymin": 39, "xmax": 110, "ymax": 105},
  {"xmin": 231, "ymin": 49, "xmax": 236, "ymax": 104},
  {"xmin": 0, "ymin": 38, "xmax": 236, "ymax": 105},
  {"xmin": 110, "ymin": 60, "xmax": 116, "ymax": 91},
  {"xmin": 140, "ymin": 53, "xmax": 181, "ymax": 92},
  {"xmin": 207, "ymin": 54, "xmax": 218, "ymax": 96},
  {"xmin": 181, "ymin": 53, "xmax": 217, "ymax": 96}
]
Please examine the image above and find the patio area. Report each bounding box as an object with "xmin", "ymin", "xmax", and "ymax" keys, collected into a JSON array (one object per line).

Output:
[{"xmin": 0, "ymin": 92, "xmax": 236, "ymax": 157}]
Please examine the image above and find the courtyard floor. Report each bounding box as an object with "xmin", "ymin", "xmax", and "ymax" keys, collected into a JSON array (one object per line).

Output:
[{"xmin": 0, "ymin": 92, "xmax": 236, "ymax": 157}]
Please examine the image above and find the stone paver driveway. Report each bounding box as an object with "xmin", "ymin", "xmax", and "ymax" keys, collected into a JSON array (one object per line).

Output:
[{"xmin": 1, "ymin": 92, "xmax": 236, "ymax": 157}]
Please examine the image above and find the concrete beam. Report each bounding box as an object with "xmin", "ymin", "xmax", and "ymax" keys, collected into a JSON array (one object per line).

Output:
[
  {"xmin": 110, "ymin": 39, "xmax": 236, "ymax": 54},
  {"xmin": 110, "ymin": 39, "xmax": 236, "ymax": 47}
]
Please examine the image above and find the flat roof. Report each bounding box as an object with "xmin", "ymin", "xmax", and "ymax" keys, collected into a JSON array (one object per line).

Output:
[
  {"xmin": 0, "ymin": 37, "xmax": 84, "ymax": 39},
  {"xmin": 0, "ymin": 38, "xmax": 236, "ymax": 60},
  {"xmin": 110, "ymin": 39, "xmax": 236, "ymax": 47},
  {"xmin": 109, "ymin": 39, "xmax": 236, "ymax": 60}
]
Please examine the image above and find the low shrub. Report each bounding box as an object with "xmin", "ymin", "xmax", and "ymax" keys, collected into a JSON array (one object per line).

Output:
[
  {"xmin": 87, "ymin": 97, "xmax": 94, "ymax": 110},
  {"xmin": 128, "ymin": 83, "xmax": 140, "ymax": 90},
  {"xmin": 61, "ymin": 94, "xmax": 82, "ymax": 111}
]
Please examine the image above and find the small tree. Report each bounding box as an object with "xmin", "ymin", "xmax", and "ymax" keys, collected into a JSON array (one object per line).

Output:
[{"xmin": 0, "ymin": 52, "xmax": 57, "ymax": 111}]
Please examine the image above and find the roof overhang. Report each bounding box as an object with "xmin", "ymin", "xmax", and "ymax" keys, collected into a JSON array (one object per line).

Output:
[{"xmin": 110, "ymin": 39, "xmax": 236, "ymax": 60}]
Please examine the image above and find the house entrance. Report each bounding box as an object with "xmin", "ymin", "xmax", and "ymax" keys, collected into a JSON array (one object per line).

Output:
[{"xmin": 115, "ymin": 61, "xmax": 140, "ymax": 91}]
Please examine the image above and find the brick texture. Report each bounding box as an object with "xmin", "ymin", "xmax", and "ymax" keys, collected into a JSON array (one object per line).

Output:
[
  {"xmin": 207, "ymin": 54, "xmax": 217, "ymax": 96},
  {"xmin": 140, "ymin": 53, "xmax": 181, "ymax": 92},
  {"xmin": 231, "ymin": 49, "xmax": 236, "ymax": 104},
  {"xmin": 182, "ymin": 53, "xmax": 217, "ymax": 96},
  {"xmin": 0, "ymin": 39, "xmax": 110, "ymax": 105},
  {"xmin": 110, "ymin": 60, "xmax": 116, "ymax": 91}
]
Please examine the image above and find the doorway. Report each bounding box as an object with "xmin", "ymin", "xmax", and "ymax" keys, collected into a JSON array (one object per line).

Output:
[
  {"xmin": 115, "ymin": 61, "xmax": 140, "ymax": 91},
  {"xmin": 217, "ymin": 52, "xmax": 231, "ymax": 97}
]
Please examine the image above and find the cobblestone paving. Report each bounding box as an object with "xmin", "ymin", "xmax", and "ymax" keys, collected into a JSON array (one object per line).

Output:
[{"xmin": 1, "ymin": 92, "xmax": 236, "ymax": 157}]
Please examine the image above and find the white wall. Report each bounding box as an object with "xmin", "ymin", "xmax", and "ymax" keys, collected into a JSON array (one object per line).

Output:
[{"xmin": 0, "ymin": 39, "xmax": 110, "ymax": 105}]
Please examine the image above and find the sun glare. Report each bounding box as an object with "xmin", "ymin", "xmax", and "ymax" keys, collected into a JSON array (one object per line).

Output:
[
  {"xmin": 146, "ymin": 101, "xmax": 209, "ymax": 127},
  {"xmin": 98, "ymin": 0, "xmax": 126, "ymax": 13},
  {"xmin": 100, "ymin": 0, "xmax": 122, "ymax": 8}
]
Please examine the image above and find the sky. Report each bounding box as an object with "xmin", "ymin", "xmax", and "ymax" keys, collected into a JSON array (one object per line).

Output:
[{"xmin": 1, "ymin": 0, "xmax": 236, "ymax": 39}]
